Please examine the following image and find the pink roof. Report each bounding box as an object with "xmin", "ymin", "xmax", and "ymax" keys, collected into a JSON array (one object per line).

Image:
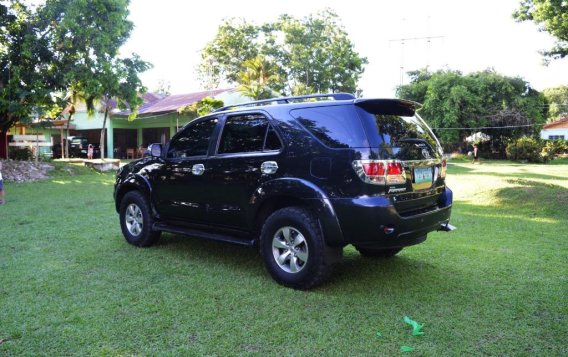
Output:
[{"xmin": 115, "ymin": 88, "xmax": 233, "ymax": 116}]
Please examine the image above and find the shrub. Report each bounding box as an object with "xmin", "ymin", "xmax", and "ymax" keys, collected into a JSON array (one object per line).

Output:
[
  {"xmin": 8, "ymin": 147, "xmax": 33, "ymax": 161},
  {"xmin": 541, "ymin": 139, "xmax": 568, "ymax": 160},
  {"xmin": 506, "ymin": 137, "xmax": 544, "ymax": 163}
]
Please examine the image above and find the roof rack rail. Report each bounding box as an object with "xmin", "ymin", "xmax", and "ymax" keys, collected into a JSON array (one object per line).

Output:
[{"xmin": 213, "ymin": 93, "xmax": 356, "ymax": 113}]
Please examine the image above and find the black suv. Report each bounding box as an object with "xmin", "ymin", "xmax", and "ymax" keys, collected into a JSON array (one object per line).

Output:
[{"xmin": 114, "ymin": 93, "xmax": 454, "ymax": 289}]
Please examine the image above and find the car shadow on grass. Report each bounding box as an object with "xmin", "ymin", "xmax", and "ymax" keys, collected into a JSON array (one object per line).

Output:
[{"xmin": 147, "ymin": 231, "xmax": 464, "ymax": 293}]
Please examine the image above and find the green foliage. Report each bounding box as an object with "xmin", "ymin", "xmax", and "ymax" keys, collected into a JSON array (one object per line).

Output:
[
  {"xmin": 397, "ymin": 68, "xmax": 548, "ymax": 154},
  {"xmin": 199, "ymin": 9, "xmax": 367, "ymax": 95},
  {"xmin": 513, "ymin": 0, "xmax": 568, "ymax": 61},
  {"xmin": 0, "ymin": 0, "xmax": 150, "ymax": 142},
  {"xmin": 543, "ymin": 85, "xmax": 568, "ymax": 119},
  {"xmin": 0, "ymin": 1, "xmax": 58, "ymax": 132},
  {"xmin": 506, "ymin": 136, "xmax": 545, "ymax": 162},
  {"xmin": 8, "ymin": 147, "xmax": 32, "ymax": 161},
  {"xmin": 237, "ymin": 56, "xmax": 280, "ymax": 99},
  {"xmin": 541, "ymin": 139, "xmax": 568, "ymax": 159},
  {"xmin": 178, "ymin": 97, "xmax": 224, "ymax": 118}
]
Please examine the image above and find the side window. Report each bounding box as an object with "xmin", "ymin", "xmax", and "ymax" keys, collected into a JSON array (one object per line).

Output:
[
  {"xmin": 264, "ymin": 126, "xmax": 282, "ymax": 151},
  {"xmin": 167, "ymin": 118, "xmax": 217, "ymax": 158},
  {"xmin": 291, "ymin": 105, "xmax": 368, "ymax": 149},
  {"xmin": 218, "ymin": 114, "xmax": 282, "ymax": 154}
]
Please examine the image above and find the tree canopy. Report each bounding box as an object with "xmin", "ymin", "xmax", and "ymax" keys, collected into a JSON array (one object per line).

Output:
[
  {"xmin": 178, "ymin": 97, "xmax": 224, "ymax": 118},
  {"xmin": 513, "ymin": 0, "xmax": 568, "ymax": 62},
  {"xmin": 198, "ymin": 9, "xmax": 367, "ymax": 96},
  {"xmin": 397, "ymin": 69, "xmax": 548, "ymax": 154},
  {"xmin": 0, "ymin": 0, "xmax": 149, "ymax": 136},
  {"xmin": 543, "ymin": 85, "xmax": 568, "ymax": 120}
]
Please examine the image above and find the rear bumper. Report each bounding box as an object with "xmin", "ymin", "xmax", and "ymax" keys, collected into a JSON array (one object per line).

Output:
[{"xmin": 331, "ymin": 187, "xmax": 453, "ymax": 248}]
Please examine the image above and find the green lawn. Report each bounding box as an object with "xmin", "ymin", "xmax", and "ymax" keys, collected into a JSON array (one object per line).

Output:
[{"xmin": 1, "ymin": 161, "xmax": 567, "ymax": 356}]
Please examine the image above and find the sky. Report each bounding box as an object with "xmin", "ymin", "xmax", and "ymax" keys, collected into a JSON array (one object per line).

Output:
[{"xmin": 120, "ymin": 0, "xmax": 568, "ymax": 98}]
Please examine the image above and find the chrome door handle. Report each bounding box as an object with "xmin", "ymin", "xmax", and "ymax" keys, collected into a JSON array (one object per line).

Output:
[
  {"xmin": 191, "ymin": 164, "xmax": 205, "ymax": 176},
  {"xmin": 261, "ymin": 161, "xmax": 278, "ymax": 174}
]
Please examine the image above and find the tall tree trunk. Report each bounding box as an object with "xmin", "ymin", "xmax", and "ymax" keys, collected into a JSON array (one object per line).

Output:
[{"xmin": 100, "ymin": 106, "xmax": 109, "ymax": 160}]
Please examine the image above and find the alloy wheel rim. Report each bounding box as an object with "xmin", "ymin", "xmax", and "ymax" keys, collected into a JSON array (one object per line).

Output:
[
  {"xmin": 271, "ymin": 226, "xmax": 309, "ymax": 273},
  {"xmin": 125, "ymin": 203, "xmax": 143, "ymax": 237}
]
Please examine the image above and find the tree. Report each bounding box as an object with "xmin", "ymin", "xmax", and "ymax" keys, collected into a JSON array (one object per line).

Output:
[
  {"xmin": 0, "ymin": 1, "xmax": 60, "ymax": 134},
  {"xmin": 543, "ymin": 85, "xmax": 568, "ymax": 120},
  {"xmin": 39, "ymin": 0, "xmax": 150, "ymax": 159},
  {"xmin": 397, "ymin": 68, "xmax": 548, "ymax": 155},
  {"xmin": 237, "ymin": 56, "xmax": 280, "ymax": 100},
  {"xmin": 1, "ymin": 0, "xmax": 150, "ymax": 159},
  {"xmin": 94, "ymin": 55, "xmax": 151, "ymax": 159},
  {"xmin": 513, "ymin": 0, "xmax": 568, "ymax": 62},
  {"xmin": 199, "ymin": 9, "xmax": 367, "ymax": 96},
  {"xmin": 178, "ymin": 97, "xmax": 224, "ymax": 119}
]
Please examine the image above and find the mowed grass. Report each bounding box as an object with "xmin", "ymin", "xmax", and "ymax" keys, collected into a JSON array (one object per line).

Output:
[{"xmin": 0, "ymin": 161, "xmax": 566, "ymax": 356}]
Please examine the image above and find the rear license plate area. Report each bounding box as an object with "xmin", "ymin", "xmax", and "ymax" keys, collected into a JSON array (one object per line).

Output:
[{"xmin": 414, "ymin": 167, "xmax": 433, "ymax": 184}]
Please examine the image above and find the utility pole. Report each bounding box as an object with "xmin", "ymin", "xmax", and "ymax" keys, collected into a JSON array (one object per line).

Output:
[{"xmin": 389, "ymin": 35, "xmax": 445, "ymax": 86}]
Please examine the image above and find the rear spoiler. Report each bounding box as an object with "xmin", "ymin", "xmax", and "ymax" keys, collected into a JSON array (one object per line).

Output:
[{"xmin": 354, "ymin": 99, "xmax": 422, "ymax": 116}]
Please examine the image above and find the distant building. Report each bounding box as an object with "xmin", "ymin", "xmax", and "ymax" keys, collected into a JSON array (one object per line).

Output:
[
  {"xmin": 2, "ymin": 88, "xmax": 249, "ymax": 159},
  {"xmin": 541, "ymin": 117, "xmax": 568, "ymax": 141}
]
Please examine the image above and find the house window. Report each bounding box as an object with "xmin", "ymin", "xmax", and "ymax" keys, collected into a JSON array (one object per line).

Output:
[{"xmin": 548, "ymin": 135, "xmax": 565, "ymax": 140}]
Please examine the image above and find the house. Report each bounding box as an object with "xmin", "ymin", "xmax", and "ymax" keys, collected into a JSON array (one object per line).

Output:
[
  {"xmin": 541, "ymin": 117, "xmax": 568, "ymax": 141},
  {"xmin": 2, "ymin": 88, "xmax": 249, "ymax": 159}
]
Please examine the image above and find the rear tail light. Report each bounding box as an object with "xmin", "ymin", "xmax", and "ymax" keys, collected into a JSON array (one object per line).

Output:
[
  {"xmin": 362, "ymin": 162, "xmax": 385, "ymax": 176},
  {"xmin": 387, "ymin": 162, "xmax": 403, "ymax": 175},
  {"xmin": 440, "ymin": 159, "xmax": 447, "ymax": 178},
  {"xmin": 353, "ymin": 160, "xmax": 406, "ymax": 185}
]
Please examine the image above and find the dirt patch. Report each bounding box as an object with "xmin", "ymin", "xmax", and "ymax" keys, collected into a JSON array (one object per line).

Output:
[{"xmin": 0, "ymin": 159, "xmax": 55, "ymax": 182}]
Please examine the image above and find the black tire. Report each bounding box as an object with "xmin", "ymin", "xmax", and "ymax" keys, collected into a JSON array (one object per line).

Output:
[
  {"xmin": 119, "ymin": 191, "xmax": 161, "ymax": 247},
  {"xmin": 259, "ymin": 207, "xmax": 342, "ymax": 289},
  {"xmin": 354, "ymin": 246, "xmax": 403, "ymax": 258}
]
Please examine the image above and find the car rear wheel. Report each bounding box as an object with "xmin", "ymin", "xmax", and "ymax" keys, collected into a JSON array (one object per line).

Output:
[
  {"xmin": 119, "ymin": 191, "xmax": 161, "ymax": 247},
  {"xmin": 260, "ymin": 207, "xmax": 342, "ymax": 289},
  {"xmin": 354, "ymin": 246, "xmax": 403, "ymax": 258}
]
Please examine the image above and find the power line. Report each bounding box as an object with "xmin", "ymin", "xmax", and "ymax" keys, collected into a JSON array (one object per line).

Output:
[{"xmin": 432, "ymin": 123, "xmax": 545, "ymax": 130}]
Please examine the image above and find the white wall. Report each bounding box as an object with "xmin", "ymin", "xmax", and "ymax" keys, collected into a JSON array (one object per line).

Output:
[{"xmin": 541, "ymin": 128, "xmax": 568, "ymax": 140}]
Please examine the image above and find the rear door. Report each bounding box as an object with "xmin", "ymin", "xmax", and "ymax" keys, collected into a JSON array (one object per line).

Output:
[
  {"xmin": 354, "ymin": 100, "xmax": 447, "ymax": 211},
  {"xmin": 205, "ymin": 112, "xmax": 284, "ymax": 229}
]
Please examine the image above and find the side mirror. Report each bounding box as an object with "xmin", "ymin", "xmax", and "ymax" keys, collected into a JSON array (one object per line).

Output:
[{"xmin": 148, "ymin": 143, "xmax": 162, "ymax": 158}]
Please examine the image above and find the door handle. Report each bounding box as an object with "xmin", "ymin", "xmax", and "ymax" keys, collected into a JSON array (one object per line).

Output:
[
  {"xmin": 261, "ymin": 161, "xmax": 278, "ymax": 174},
  {"xmin": 192, "ymin": 163, "xmax": 205, "ymax": 176}
]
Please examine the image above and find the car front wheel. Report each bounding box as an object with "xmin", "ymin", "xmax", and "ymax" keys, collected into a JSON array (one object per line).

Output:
[
  {"xmin": 260, "ymin": 207, "xmax": 342, "ymax": 289},
  {"xmin": 119, "ymin": 191, "xmax": 161, "ymax": 247}
]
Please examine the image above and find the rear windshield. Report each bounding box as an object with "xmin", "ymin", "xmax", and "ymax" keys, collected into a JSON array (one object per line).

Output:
[{"xmin": 355, "ymin": 106, "xmax": 443, "ymax": 161}]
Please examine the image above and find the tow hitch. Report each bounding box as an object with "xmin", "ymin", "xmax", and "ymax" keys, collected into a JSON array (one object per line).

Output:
[{"xmin": 438, "ymin": 223, "xmax": 456, "ymax": 232}]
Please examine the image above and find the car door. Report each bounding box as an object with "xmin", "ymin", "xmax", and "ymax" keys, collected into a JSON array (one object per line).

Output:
[
  {"xmin": 152, "ymin": 117, "xmax": 219, "ymax": 223},
  {"xmin": 205, "ymin": 112, "xmax": 284, "ymax": 229}
]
